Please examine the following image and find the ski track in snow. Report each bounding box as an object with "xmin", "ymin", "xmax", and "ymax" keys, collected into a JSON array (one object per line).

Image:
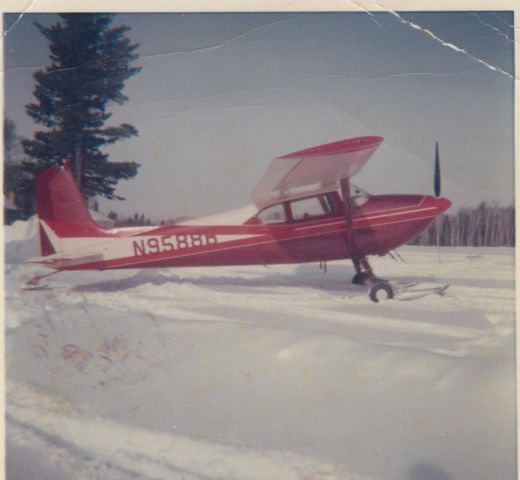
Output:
[{"xmin": 4, "ymin": 220, "xmax": 516, "ymax": 480}]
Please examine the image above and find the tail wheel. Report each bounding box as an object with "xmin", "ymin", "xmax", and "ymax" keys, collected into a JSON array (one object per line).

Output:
[{"xmin": 369, "ymin": 281, "xmax": 394, "ymax": 303}]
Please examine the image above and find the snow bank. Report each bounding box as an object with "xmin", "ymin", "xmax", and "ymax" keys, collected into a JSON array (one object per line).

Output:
[
  {"xmin": 5, "ymin": 217, "xmax": 37, "ymax": 243},
  {"xmin": 4, "ymin": 217, "xmax": 39, "ymax": 264}
]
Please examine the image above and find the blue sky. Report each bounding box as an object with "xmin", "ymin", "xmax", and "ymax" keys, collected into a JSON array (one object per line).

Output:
[{"xmin": 4, "ymin": 12, "xmax": 515, "ymax": 220}]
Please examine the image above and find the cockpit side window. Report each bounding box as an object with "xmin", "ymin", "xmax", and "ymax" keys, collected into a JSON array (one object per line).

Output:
[
  {"xmin": 291, "ymin": 194, "xmax": 336, "ymax": 220},
  {"xmin": 257, "ymin": 203, "xmax": 287, "ymax": 224}
]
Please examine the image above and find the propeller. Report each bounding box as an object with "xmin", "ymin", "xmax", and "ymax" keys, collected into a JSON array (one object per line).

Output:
[{"xmin": 434, "ymin": 142, "xmax": 441, "ymax": 197}]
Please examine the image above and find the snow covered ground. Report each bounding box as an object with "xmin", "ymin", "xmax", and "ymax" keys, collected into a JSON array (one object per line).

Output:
[{"xmin": 4, "ymin": 219, "xmax": 516, "ymax": 480}]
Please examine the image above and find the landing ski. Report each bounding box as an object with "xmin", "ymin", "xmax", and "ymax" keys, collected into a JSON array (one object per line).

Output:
[{"xmin": 394, "ymin": 283, "xmax": 450, "ymax": 301}]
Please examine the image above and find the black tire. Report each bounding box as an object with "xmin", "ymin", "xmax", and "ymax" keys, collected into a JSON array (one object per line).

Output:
[
  {"xmin": 369, "ymin": 281, "xmax": 394, "ymax": 303},
  {"xmin": 352, "ymin": 272, "xmax": 370, "ymax": 285}
]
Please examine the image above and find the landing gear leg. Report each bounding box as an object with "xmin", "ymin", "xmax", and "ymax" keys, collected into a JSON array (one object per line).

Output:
[
  {"xmin": 351, "ymin": 257, "xmax": 375, "ymax": 285},
  {"xmin": 351, "ymin": 256, "xmax": 394, "ymax": 302}
]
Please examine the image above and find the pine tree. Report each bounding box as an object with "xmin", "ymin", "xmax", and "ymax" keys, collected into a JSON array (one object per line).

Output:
[
  {"xmin": 4, "ymin": 118, "xmax": 17, "ymax": 163},
  {"xmin": 22, "ymin": 14, "xmax": 141, "ymax": 200},
  {"xmin": 4, "ymin": 117, "xmax": 33, "ymax": 219}
]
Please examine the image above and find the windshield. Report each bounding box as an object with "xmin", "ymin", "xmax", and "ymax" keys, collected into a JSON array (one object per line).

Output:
[{"xmin": 351, "ymin": 183, "xmax": 371, "ymax": 207}]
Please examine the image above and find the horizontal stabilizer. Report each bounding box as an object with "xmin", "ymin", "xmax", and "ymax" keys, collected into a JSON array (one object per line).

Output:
[{"xmin": 25, "ymin": 252, "xmax": 105, "ymax": 270}]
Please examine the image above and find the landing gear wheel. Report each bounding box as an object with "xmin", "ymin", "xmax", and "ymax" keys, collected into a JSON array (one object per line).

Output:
[
  {"xmin": 369, "ymin": 281, "xmax": 394, "ymax": 303},
  {"xmin": 352, "ymin": 272, "xmax": 371, "ymax": 285}
]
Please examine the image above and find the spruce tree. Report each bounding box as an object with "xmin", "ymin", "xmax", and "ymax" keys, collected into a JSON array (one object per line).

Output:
[
  {"xmin": 4, "ymin": 118, "xmax": 17, "ymax": 163},
  {"xmin": 23, "ymin": 13, "xmax": 141, "ymax": 199},
  {"xmin": 4, "ymin": 117, "xmax": 33, "ymax": 219}
]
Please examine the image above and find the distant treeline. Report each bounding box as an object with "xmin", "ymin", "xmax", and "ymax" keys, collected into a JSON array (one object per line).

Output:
[
  {"xmin": 107, "ymin": 211, "xmax": 193, "ymax": 227},
  {"xmin": 410, "ymin": 202, "xmax": 515, "ymax": 247},
  {"xmin": 108, "ymin": 211, "xmax": 152, "ymax": 226}
]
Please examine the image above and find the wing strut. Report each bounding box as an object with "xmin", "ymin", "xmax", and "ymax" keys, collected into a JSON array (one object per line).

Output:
[
  {"xmin": 340, "ymin": 177, "xmax": 356, "ymax": 256},
  {"xmin": 341, "ymin": 177, "xmax": 377, "ymax": 283}
]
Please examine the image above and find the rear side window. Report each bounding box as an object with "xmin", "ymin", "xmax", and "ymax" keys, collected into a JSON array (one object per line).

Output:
[
  {"xmin": 258, "ymin": 204, "xmax": 287, "ymax": 224},
  {"xmin": 291, "ymin": 195, "xmax": 335, "ymax": 220}
]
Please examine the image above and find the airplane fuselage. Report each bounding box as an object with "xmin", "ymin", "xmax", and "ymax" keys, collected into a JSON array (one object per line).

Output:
[{"xmin": 36, "ymin": 192, "xmax": 450, "ymax": 271}]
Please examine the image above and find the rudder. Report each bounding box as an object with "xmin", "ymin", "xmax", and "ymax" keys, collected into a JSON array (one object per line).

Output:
[{"xmin": 34, "ymin": 163, "xmax": 105, "ymax": 256}]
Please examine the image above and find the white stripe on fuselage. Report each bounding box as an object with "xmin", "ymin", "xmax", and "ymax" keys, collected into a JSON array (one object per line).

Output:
[
  {"xmin": 49, "ymin": 232, "xmax": 264, "ymax": 262},
  {"xmin": 294, "ymin": 206, "xmax": 438, "ymax": 231},
  {"xmin": 39, "ymin": 219, "xmax": 63, "ymax": 253}
]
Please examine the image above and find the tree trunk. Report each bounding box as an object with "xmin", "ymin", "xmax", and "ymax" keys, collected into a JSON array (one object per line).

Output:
[{"xmin": 75, "ymin": 143, "xmax": 82, "ymax": 189}]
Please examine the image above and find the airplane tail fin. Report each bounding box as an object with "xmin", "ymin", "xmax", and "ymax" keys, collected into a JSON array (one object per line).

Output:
[{"xmin": 34, "ymin": 162, "xmax": 105, "ymax": 256}]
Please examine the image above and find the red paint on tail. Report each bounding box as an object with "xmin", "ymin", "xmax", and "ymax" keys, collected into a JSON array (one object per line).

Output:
[
  {"xmin": 35, "ymin": 164, "xmax": 93, "ymax": 223},
  {"xmin": 34, "ymin": 164, "xmax": 105, "ymax": 255}
]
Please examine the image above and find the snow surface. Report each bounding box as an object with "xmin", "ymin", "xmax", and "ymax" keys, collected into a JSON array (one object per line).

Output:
[{"xmin": 5, "ymin": 220, "xmax": 516, "ymax": 480}]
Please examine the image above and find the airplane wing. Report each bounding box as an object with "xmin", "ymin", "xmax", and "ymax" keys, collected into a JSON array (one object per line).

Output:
[{"xmin": 251, "ymin": 136, "xmax": 383, "ymax": 209}]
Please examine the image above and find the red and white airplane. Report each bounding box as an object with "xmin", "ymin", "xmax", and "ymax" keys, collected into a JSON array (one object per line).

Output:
[{"xmin": 27, "ymin": 136, "xmax": 451, "ymax": 301}]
